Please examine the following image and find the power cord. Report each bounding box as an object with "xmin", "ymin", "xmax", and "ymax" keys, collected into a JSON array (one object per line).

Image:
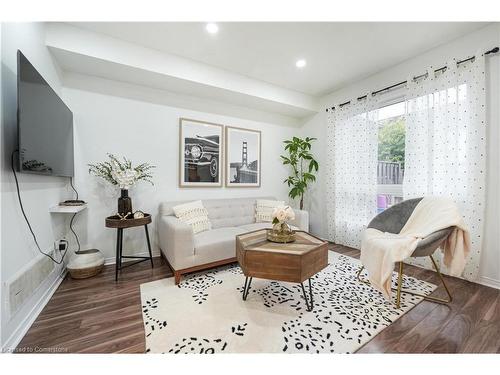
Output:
[
  {"xmin": 69, "ymin": 212, "xmax": 81, "ymax": 253},
  {"xmin": 70, "ymin": 176, "xmax": 79, "ymax": 201},
  {"xmin": 11, "ymin": 149, "xmax": 68, "ymax": 264}
]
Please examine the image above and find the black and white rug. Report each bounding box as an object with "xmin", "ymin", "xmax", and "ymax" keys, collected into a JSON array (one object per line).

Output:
[{"xmin": 140, "ymin": 252, "xmax": 435, "ymax": 353}]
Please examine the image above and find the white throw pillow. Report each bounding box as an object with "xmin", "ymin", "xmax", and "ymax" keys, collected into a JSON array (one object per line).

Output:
[
  {"xmin": 255, "ymin": 199, "xmax": 285, "ymax": 223},
  {"xmin": 173, "ymin": 200, "xmax": 211, "ymax": 234}
]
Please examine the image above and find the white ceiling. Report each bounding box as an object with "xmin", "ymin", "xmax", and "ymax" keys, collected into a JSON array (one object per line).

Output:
[
  {"xmin": 68, "ymin": 22, "xmax": 488, "ymax": 96},
  {"xmin": 46, "ymin": 23, "xmax": 319, "ymax": 125}
]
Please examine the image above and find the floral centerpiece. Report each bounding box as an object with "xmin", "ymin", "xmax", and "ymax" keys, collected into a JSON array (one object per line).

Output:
[
  {"xmin": 88, "ymin": 154, "xmax": 155, "ymax": 217},
  {"xmin": 268, "ymin": 205, "xmax": 296, "ymax": 243}
]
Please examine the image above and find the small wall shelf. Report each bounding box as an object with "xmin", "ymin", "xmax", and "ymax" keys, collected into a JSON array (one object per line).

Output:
[{"xmin": 49, "ymin": 204, "xmax": 88, "ymax": 214}]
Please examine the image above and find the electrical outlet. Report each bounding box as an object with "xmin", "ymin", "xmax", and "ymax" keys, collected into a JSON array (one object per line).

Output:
[{"xmin": 54, "ymin": 238, "xmax": 68, "ymax": 253}]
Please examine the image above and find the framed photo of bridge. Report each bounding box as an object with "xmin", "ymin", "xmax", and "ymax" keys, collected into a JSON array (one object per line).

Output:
[
  {"xmin": 179, "ymin": 118, "xmax": 223, "ymax": 187},
  {"xmin": 225, "ymin": 126, "xmax": 261, "ymax": 187}
]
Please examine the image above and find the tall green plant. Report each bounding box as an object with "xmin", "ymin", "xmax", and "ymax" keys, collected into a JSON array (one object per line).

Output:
[{"xmin": 280, "ymin": 137, "xmax": 319, "ymax": 210}]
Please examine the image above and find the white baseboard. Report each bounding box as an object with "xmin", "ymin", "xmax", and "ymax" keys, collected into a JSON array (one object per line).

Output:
[
  {"xmin": 104, "ymin": 251, "xmax": 161, "ymax": 265},
  {"xmin": 478, "ymin": 276, "xmax": 500, "ymax": 290},
  {"xmin": 2, "ymin": 269, "xmax": 66, "ymax": 353}
]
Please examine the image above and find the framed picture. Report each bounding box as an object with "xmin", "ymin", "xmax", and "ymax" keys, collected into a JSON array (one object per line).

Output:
[
  {"xmin": 179, "ymin": 118, "xmax": 223, "ymax": 187},
  {"xmin": 225, "ymin": 126, "xmax": 261, "ymax": 187}
]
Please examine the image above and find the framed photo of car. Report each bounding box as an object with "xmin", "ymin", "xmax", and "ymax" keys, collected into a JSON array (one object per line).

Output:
[
  {"xmin": 179, "ymin": 118, "xmax": 223, "ymax": 187},
  {"xmin": 225, "ymin": 126, "xmax": 261, "ymax": 187}
]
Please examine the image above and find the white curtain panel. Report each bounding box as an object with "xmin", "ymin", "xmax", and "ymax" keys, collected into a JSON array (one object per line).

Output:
[
  {"xmin": 326, "ymin": 98, "xmax": 379, "ymax": 249},
  {"xmin": 403, "ymin": 54, "xmax": 486, "ymax": 280}
]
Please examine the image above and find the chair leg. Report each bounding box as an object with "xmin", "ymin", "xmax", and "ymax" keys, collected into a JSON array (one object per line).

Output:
[
  {"xmin": 356, "ymin": 265, "xmax": 365, "ymax": 282},
  {"xmin": 356, "ymin": 255, "xmax": 452, "ymax": 307},
  {"xmin": 395, "ymin": 261, "xmax": 404, "ymax": 309},
  {"xmin": 429, "ymin": 254, "xmax": 453, "ymax": 303}
]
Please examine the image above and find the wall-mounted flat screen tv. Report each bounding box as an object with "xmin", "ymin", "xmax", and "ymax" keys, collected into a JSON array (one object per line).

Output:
[{"xmin": 17, "ymin": 50, "xmax": 74, "ymax": 177}]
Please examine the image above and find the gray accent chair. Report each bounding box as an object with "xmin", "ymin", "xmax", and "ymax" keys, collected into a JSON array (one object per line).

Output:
[{"xmin": 357, "ymin": 197, "xmax": 454, "ymax": 308}]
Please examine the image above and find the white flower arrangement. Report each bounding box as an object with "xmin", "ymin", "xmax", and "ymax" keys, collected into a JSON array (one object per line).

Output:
[
  {"xmin": 88, "ymin": 154, "xmax": 155, "ymax": 190},
  {"xmin": 271, "ymin": 205, "xmax": 296, "ymax": 225},
  {"xmin": 111, "ymin": 168, "xmax": 140, "ymax": 190}
]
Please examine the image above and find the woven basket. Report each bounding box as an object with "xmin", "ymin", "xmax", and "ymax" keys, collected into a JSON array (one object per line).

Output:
[
  {"xmin": 67, "ymin": 249, "xmax": 105, "ymax": 279},
  {"xmin": 68, "ymin": 263, "xmax": 104, "ymax": 279}
]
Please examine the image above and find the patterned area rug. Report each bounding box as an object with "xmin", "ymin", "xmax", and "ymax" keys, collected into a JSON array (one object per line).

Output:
[{"xmin": 140, "ymin": 252, "xmax": 436, "ymax": 353}]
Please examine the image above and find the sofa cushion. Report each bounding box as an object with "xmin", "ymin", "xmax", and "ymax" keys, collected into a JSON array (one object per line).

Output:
[
  {"xmin": 255, "ymin": 199, "xmax": 285, "ymax": 222},
  {"xmin": 193, "ymin": 227, "xmax": 246, "ymax": 264},
  {"xmin": 172, "ymin": 200, "xmax": 211, "ymax": 234},
  {"xmin": 238, "ymin": 222, "xmax": 299, "ymax": 232},
  {"xmin": 160, "ymin": 197, "xmax": 277, "ymax": 229},
  {"xmin": 204, "ymin": 197, "xmax": 275, "ymax": 229}
]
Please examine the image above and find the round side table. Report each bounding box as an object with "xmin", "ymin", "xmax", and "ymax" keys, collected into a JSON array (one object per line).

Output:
[{"xmin": 105, "ymin": 214, "xmax": 154, "ymax": 281}]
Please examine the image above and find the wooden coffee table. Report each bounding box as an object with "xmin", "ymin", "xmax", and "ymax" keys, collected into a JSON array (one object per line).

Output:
[{"xmin": 236, "ymin": 229, "xmax": 328, "ymax": 311}]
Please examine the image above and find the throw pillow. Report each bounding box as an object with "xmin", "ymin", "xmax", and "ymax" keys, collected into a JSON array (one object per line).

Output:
[
  {"xmin": 173, "ymin": 200, "xmax": 211, "ymax": 234},
  {"xmin": 255, "ymin": 199, "xmax": 285, "ymax": 223}
]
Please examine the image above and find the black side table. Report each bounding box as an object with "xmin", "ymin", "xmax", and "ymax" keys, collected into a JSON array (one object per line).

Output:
[{"xmin": 105, "ymin": 214, "xmax": 154, "ymax": 281}]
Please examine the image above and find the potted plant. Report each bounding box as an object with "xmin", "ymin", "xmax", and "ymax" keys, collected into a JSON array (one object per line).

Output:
[
  {"xmin": 280, "ymin": 137, "xmax": 319, "ymax": 210},
  {"xmin": 88, "ymin": 154, "xmax": 155, "ymax": 217}
]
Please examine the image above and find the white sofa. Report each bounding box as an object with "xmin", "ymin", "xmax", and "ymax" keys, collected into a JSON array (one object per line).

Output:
[{"xmin": 158, "ymin": 196, "xmax": 309, "ymax": 284}]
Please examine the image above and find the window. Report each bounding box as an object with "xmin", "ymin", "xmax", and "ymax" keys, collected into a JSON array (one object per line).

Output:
[{"xmin": 376, "ymin": 101, "xmax": 405, "ymax": 213}]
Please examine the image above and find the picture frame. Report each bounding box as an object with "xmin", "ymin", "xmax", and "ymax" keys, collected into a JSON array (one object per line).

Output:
[
  {"xmin": 179, "ymin": 118, "xmax": 223, "ymax": 187},
  {"xmin": 225, "ymin": 126, "xmax": 261, "ymax": 187}
]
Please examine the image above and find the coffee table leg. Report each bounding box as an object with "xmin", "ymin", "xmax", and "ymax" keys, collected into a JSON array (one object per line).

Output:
[
  {"xmin": 242, "ymin": 277, "xmax": 248, "ymax": 300},
  {"xmin": 308, "ymin": 278, "xmax": 313, "ymax": 306},
  {"xmin": 300, "ymin": 279, "xmax": 314, "ymax": 311},
  {"xmin": 242, "ymin": 276, "xmax": 253, "ymax": 301}
]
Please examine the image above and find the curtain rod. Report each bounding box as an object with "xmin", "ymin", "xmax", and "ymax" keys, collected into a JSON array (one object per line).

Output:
[{"xmin": 326, "ymin": 46, "xmax": 499, "ymax": 112}]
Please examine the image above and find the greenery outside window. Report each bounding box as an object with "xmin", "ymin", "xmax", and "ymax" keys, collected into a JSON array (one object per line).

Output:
[{"xmin": 376, "ymin": 101, "xmax": 406, "ymax": 212}]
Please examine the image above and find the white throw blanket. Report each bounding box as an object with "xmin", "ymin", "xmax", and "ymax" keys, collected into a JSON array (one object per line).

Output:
[{"xmin": 360, "ymin": 197, "xmax": 471, "ymax": 300}]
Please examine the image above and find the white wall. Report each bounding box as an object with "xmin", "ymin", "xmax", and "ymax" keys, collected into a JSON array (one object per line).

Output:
[
  {"xmin": 62, "ymin": 83, "xmax": 298, "ymax": 263},
  {"xmin": 302, "ymin": 23, "xmax": 500, "ymax": 286},
  {"xmin": 0, "ymin": 23, "xmax": 73, "ymax": 348},
  {"xmin": 297, "ymin": 112, "xmax": 327, "ymax": 238}
]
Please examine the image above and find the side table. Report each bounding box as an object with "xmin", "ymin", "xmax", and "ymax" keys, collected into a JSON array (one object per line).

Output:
[{"xmin": 105, "ymin": 214, "xmax": 154, "ymax": 281}]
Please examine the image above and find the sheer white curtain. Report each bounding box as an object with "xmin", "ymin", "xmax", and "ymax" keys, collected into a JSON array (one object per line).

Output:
[
  {"xmin": 403, "ymin": 54, "xmax": 486, "ymax": 280},
  {"xmin": 326, "ymin": 98, "xmax": 380, "ymax": 249}
]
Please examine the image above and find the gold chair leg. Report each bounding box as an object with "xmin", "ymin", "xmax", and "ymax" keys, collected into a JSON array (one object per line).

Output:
[
  {"xmin": 428, "ymin": 254, "xmax": 453, "ymax": 303},
  {"xmin": 395, "ymin": 262, "xmax": 404, "ymax": 309},
  {"xmin": 356, "ymin": 254, "xmax": 452, "ymax": 307},
  {"xmin": 356, "ymin": 265, "xmax": 365, "ymax": 282}
]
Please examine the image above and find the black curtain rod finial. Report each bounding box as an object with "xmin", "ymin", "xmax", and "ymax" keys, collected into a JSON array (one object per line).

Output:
[{"xmin": 486, "ymin": 47, "xmax": 499, "ymax": 55}]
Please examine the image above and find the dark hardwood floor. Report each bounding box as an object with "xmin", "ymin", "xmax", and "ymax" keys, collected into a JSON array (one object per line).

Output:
[{"xmin": 17, "ymin": 244, "xmax": 500, "ymax": 353}]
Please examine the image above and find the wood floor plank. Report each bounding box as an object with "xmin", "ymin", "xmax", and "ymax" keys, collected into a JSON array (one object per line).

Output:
[
  {"xmin": 16, "ymin": 257, "xmax": 170, "ymax": 353},
  {"xmin": 356, "ymin": 300, "xmax": 437, "ymax": 353},
  {"xmin": 424, "ymin": 283, "xmax": 499, "ymax": 353},
  {"xmin": 15, "ymin": 245, "xmax": 499, "ymax": 353}
]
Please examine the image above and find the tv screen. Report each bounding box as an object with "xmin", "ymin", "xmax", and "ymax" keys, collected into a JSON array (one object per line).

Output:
[{"xmin": 17, "ymin": 50, "xmax": 74, "ymax": 177}]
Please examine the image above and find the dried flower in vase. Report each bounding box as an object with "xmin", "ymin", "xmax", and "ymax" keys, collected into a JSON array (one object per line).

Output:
[{"xmin": 88, "ymin": 154, "xmax": 155, "ymax": 190}]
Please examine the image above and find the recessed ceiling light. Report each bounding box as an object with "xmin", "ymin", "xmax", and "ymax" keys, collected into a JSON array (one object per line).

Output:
[
  {"xmin": 206, "ymin": 23, "xmax": 219, "ymax": 34},
  {"xmin": 296, "ymin": 59, "xmax": 307, "ymax": 68}
]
